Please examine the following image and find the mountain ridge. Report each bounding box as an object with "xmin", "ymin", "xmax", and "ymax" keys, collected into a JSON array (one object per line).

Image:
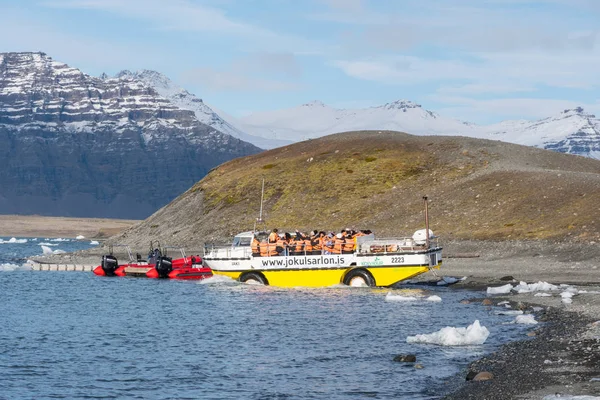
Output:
[
  {"xmin": 0, "ymin": 51, "xmax": 260, "ymax": 218},
  {"xmin": 225, "ymin": 100, "xmax": 600, "ymax": 159}
]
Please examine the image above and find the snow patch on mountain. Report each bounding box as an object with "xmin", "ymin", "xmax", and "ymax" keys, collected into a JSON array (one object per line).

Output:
[
  {"xmin": 116, "ymin": 70, "xmax": 291, "ymax": 149},
  {"xmin": 236, "ymin": 100, "xmax": 600, "ymax": 159}
]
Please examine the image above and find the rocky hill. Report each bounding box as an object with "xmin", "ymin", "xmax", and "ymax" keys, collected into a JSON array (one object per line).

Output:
[
  {"xmin": 224, "ymin": 100, "xmax": 600, "ymax": 159},
  {"xmin": 0, "ymin": 52, "xmax": 260, "ymax": 218},
  {"xmin": 110, "ymin": 131, "xmax": 600, "ymax": 252}
]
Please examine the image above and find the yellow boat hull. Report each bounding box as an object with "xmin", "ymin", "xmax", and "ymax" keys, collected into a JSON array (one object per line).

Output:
[{"xmin": 212, "ymin": 261, "xmax": 441, "ymax": 288}]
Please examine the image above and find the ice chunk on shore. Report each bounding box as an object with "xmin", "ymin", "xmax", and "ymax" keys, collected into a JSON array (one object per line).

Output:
[
  {"xmin": 495, "ymin": 310, "xmax": 523, "ymax": 316},
  {"xmin": 406, "ymin": 320, "xmax": 490, "ymax": 346},
  {"xmin": 76, "ymin": 235, "xmax": 85, "ymax": 240},
  {"xmin": 514, "ymin": 281, "xmax": 559, "ymax": 293},
  {"xmin": 514, "ymin": 314, "xmax": 538, "ymax": 324},
  {"xmin": 487, "ymin": 284, "xmax": 513, "ymax": 294},
  {"xmin": 436, "ymin": 276, "xmax": 466, "ymax": 286},
  {"xmin": 535, "ymin": 293, "xmax": 552, "ymax": 297}
]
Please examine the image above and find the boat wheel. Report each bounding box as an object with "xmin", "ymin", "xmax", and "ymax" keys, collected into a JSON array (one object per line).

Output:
[
  {"xmin": 343, "ymin": 269, "xmax": 375, "ymax": 287},
  {"xmin": 240, "ymin": 272, "xmax": 268, "ymax": 285}
]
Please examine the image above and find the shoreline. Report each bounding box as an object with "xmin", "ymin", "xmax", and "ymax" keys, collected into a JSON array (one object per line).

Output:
[
  {"xmin": 440, "ymin": 279, "xmax": 600, "ymax": 399},
  {"xmin": 0, "ymin": 215, "xmax": 139, "ymax": 239},
  {"xmin": 27, "ymin": 238, "xmax": 600, "ymax": 399}
]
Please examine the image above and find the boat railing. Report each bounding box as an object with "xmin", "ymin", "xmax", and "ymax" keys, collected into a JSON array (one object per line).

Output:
[
  {"xmin": 358, "ymin": 237, "xmax": 440, "ymax": 254},
  {"xmin": 204, "ymin": 243, "xmax": 253, "ymax": 258}
]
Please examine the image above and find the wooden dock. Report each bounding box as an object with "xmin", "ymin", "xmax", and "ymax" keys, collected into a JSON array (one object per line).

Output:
[{"xmin": 27, "ymin": 262, "xmax": 96, "ymax": 272}]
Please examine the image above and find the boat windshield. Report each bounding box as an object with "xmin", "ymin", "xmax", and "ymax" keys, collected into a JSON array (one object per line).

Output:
[{"xmin": 232, "ymin": 236, "xmax": 252, "ymax": 247}]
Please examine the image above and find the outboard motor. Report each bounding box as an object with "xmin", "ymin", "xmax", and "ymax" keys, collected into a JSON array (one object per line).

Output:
[
  {"xmin": 101, "ymin": 254, "xmax": 119, "ymax": 276},
  {"xmin": 155, "ymin": 256, "xmax": 173, "ymax": 279}
]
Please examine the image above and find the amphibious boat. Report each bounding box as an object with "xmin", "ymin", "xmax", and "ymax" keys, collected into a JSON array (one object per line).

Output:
[{"xmin": 202, "ymin": 197, "xmax": 442, "ymax": 288}]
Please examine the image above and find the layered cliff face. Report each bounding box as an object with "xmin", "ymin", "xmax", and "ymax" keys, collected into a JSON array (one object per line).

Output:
[{"xmin": 0, "ymin": 52, "xmax": 261, "ymax": 218}]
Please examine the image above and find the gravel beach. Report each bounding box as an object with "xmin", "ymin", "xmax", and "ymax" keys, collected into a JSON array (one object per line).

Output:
[{"xmin": 32, "ymin": 238, "xmax": 600, "ymax": 399}]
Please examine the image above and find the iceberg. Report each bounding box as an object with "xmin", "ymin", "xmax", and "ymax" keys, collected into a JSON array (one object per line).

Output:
[
  {"xmin": 406, "ymin": 320, "xmax": 490, "ymax": 346},
  {"xmin": 487, "ymin": 284, "xmax": 513, "ymax": 294}
]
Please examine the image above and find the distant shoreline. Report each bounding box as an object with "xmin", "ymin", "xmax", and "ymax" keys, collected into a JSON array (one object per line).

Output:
[{"xmin": 0, "ymin": 215, "xmax": 140, "ymax": 239}]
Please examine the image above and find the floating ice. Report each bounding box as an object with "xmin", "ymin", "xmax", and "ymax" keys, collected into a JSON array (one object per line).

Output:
[
  {"xmin": 50, "ymin": 238, "xmax": 70, "ymax": 242},
  {"xmin": 76, "ymin": 235, "xmax": 85, "ymax": 240},
  {"xmin": 0, "ymin": 263, "xmax": 20, "ymax": 271},
  {"xmin": 487, "ymin": 284, "xmax": 513, "ymax": 294},
  {"xmin": 514, "ymin": 314, "xmax": 538, "ymax": 324},
  {"xmin": 426, "ymin": 295, "xmax": 442, "ymax": 302},
  {"xmin": 543, "ymin": 395, "xmax": 600, "ymax": 399},
  {"xmin": 41, "ymin": 246, "xmax": 66, "ymax": 255},
  {"xmin": 90, "ymin": 240, "xmax": 99, "ymax": 245},
  {"xmin": 534, "ymin": 293, "xmax": 552, "ymax": 297},
  {"xmin": 385, "ymin": 292, "xmax": 420, "ymax": 302},
  {"xmin": 495, "ymin": 310, "xmax": 523, "ymax": 316},
  {"xmin": 498, "ymin": 301, "xmax": 510, "ymax": 305},
  {"xmin": 39, "ymin": 242, "xmax": 58, "ymax": 246},
  {"xmin": 406, "ymin": 320, "xmax": 490, "ymax": 346},
  {"xmin": 514, "ymin": 281, "xmax": 559, "ymax": 293},
  {"xmin": 0, "ymin": 237, "xmax": 28, "ymax": 244},
  {"xmin": 198, "ymin": 275, "xmax": 237, "ymax": 285}
]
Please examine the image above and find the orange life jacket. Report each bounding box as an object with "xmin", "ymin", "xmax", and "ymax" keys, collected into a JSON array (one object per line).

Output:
[
  {"xmin": 251, "ymin": 238, "xmax": 260, "ymax": 254},
  {"xmin": 312, "ymin": 236, "xmax": 323, "ymax": 251},
  {"xmin": 303, "ymin": 239, "xmax": 313, "ymax": 253},
  {"xmin": 268, "ymin": 232, "xmax": 278, "ymax": 243},
  {"xmin": 293, "ymin": 239, "xmax": 304, "ymax": 254},
  {"xmin": 259, "ymin": 242, "xmax": 278, "ymax": 257},
  {"xmin": 331, "ymin": 238, "xmax": 343, "ymax": 254},
  {"xmin": 342, "ymin": 237, "xmax": 355, "ymax": 252}
]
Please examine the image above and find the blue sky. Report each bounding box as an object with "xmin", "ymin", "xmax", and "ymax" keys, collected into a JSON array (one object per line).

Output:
[{"xmin": 1, "ymin": 0, "xmax": 599, "ymax": 123}]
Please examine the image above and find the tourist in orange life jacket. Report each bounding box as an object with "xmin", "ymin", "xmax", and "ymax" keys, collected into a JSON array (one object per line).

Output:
[
  {"xmin": 259, "ymin": 240, "xmax": 278, "ymax": 257},
  {"xmin": 312, "ymin": 231, "xmax": 325, "ymax": 254},
  {"xmin": 322, "ymin": 233, "xmax": 335, "ymax": 255},
  {"xmin": 276, "ymin": 235, "xmax": 287, "ymax": 256},
  {"xmin": 268, "ymin": 229, "xmax": 279, "ymax": 243},
  {"xmin": 291, "ymin": 233, "xmax": 305, "ymax": 255},
  {"xmin": 303, "ymin": 235, "xmax": 313, "ymax": 255},
  {"xmin": 342, "ymin": 235, "xmax": 355, "ymax": 254},
  {"xmin": 251, "ymin": 235, "xmax": 260, "ymax": 256},
  {"xmin": 330, "ymin": 233, "xmax": 343, "ymax": 254}
]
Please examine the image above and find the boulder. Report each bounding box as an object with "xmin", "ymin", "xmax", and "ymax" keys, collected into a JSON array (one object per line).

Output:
[
  {"xmin": 473, "ymin": 371, "xmax": 494, "ymax": 381},
  {"xmin": 393, "ymin": 354, "xmax": 417, "ymax": 362}
]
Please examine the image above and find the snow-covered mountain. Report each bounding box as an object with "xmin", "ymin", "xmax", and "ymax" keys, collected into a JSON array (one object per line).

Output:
[
  {"xmin": 0, "ymin": 52, "xmax": 260, "ymax": 218},
  {"xmin": 483, "ymin": 107, "xmax": 600, "ymax": 158},
  {"xmin": 116, "ymin": 69, "xmax": 292, "ymax": 149},
  {"xmin": 230, "ymin": 100, "xmax": 600, "ymax": 159},
  {"xmin": 236, "ymin": 100, "xmax": 475, "ymax": 141}
]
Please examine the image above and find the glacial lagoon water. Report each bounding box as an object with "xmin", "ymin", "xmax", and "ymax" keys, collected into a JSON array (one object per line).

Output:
[{"xmin": 0, "ymin": 237, "xmax": 532, "ymax": 399}]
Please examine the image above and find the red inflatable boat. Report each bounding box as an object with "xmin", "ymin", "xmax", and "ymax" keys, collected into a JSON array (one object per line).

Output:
[{"xmin": 93, "ymin": 244, "xmax": 212, "ymax": 281}]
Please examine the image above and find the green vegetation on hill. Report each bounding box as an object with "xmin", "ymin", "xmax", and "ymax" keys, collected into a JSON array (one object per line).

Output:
[{"xmin": 113, "ymin": 131, "xmax": 600, "ymax": 250}]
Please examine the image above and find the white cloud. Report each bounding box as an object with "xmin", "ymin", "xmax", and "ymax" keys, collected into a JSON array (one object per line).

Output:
[
  {"xmin": 233, "ymin": 52, "xmax": 303, "ymax": 78},
  {"xmin": 0, "ymin": 10, "xmax": 160, "ymax": 73},
  {"xmin": 43, "ymin": 0, "xmax": 325, "ymax": 55}
]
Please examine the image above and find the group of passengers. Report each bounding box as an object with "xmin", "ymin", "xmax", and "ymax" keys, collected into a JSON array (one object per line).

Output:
[{"xmin": 252, "ymin": 228, "xmax": 372, "ymax": 257}]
